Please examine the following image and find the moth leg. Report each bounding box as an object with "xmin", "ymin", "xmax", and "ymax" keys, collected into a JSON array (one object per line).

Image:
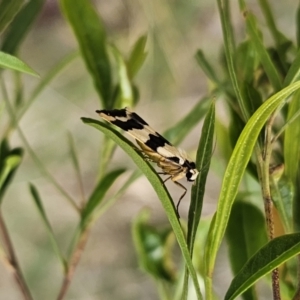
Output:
[{"xmin": 172, "ymin": 181, "xmax": 187, "ymax": 218}]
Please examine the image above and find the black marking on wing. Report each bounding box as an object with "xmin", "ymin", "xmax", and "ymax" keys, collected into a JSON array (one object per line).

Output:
[
  {"xmin": 183, "ymin": 160, "xmax": 196, "ymax": 169},
  {"xmin": 131, "ymin": 112, "xmax": 148, "ymax": 126},
  {"xmin": 168, "ymin": 156, "xmax": 180, "ymax": 164},
  {"xmin": 113, "ymin": 119, "xmax": 144, "ymax": 131},
  {"xmin": 145, "ymin": 133, "xmax": 171, "ymax": 151},
  {"xmin": 97, "ymin": 108, "xmax": 127, "ymax": 118}
]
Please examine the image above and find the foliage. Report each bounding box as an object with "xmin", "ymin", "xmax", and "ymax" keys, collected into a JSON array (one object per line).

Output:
[{"xmin": 0, "ymin": 0, "xmax": 300, "ymax": 300}]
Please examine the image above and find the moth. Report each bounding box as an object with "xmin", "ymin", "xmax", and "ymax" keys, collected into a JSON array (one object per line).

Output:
[{"xmin": 96, "ymin": 108, "xmax": 199, "ymax": 215}]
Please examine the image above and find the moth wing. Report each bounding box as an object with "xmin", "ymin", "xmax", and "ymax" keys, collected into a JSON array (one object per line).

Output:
[{"xmin": 98, "ymin": 108, "xmax": 187, "ymax": 165}]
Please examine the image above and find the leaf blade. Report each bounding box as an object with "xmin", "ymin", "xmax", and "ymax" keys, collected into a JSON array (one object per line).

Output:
[
  {"xmin": 225, "ymin": 233, "xmax": 300, "ymax": 300},
  {"xmin": 204, "ymin": 81, "xmax": 300, "ymax": 292},
  {"xmin": 82, "ymin": 117, "xmax": 203, "ymax": 299},
  {"xmin": 0, "ymin": 51, "xmax": 38, "ymax": 76},
  {"xmin": 59, "ymin": 0, "xmax": 112, "ymax": 107}
]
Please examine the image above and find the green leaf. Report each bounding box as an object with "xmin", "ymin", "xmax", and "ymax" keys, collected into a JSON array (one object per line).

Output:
[
  {"xmin": 67, "ymin": 132, "xmax": 85, "ymax": 205},
  {"xmin": 81, "ymin": 168, "xmax": 126, "ymax": 228},
  {"xmin": 270, "ymin": 172, "xmax": 293, "ymax": 234},
  {"xmin": 1, "ymin": 0, "xmax": 45, "ymax": 54},
  {"xmin": 111, "ymin": 46, "xmax": 134, "ymax": 108},
  {"xmin": 239, "ymin": 0, "xmax": 282, "ymax": 91},
  {"xmin": 0, "ymin": 155, "xmax": 21, "ymax": 186},
  {"xmin": 226, "ymin": 201, "xmax": 268, "ymax": 300},
  {"xmin": 297, "ymin": 3, "xmax": 300, "ymax": 48},
  {"xmin": 284, "ymin": 49, "xmax": 300, "ymax": 86},
  {"xmin": 0, "ymin": 0, "xmax": 25, "ymax": 34},
  {"xmin": 216, "ymin": 0, "xmax": 248, "ymax": 120},
  {"xmin": 0, "ymin": 146, "xmax": 23, "ymax": 203},
  {"xmin": 195, "ymin": 50, "xmax": 221, "ymax": 85},
  {"xmin": 225, "ymin": 233, "xmax": 300, "ymax": 300},
  {"xmin": 284, "ymin": 89, "xmax": 300, "ymax": 183},
  {"xmin": 127, "ymin": 34, "xmax": 147, "ymax": 79},
  {"xmin": 204, "ymin": 81, "xmax": 300, "ymax": 297},
  {"xmin": 29, "ymin": 183, "xmax": 66, "ymax": 270},
  {"xmin": 82, "ymin": 117, "xmax": 203, "ymax": 299},
  {"xmin": 183, "ymin": 101, "xmax": 215, "ymax": 299},
  {"xmin": 59, "ymin": 0, "xmax": 112, "ymax": 107},
  {"xmin": 164, "ymin": 96, "xmax": 211, "ymax": 146},
  {"xmin": 258, "ymin": 0, "xmax": 289, "ymax": 72},
  {"xmin": 94, "ymin": 170, "xmax": 142, "ymax": 218},
  {"xmin": 0, "ymin": 51, "xmax": 39, "ymax": 76},
  {"xmin": 236, "ymin": 41, "xmax": 259, "ymax": 84},
  {"xmin": 132, "ymin": 209, "xmax": 176, "ymax": 282},
  {"xmin": 188, "ymin": 101, "xmax": 215, "ymax": 256}
]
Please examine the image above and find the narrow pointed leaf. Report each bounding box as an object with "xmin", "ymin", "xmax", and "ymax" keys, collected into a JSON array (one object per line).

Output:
[
  {"xmin": 0, "ymin": 51, "xmax": 38, "ymax": 76},
  {"xmin": 188, "ymin": 101, "xmax": 215, "ymax": 256},
  {"xmin": 29, "ymin": 183, "xmax": 66, "ymax": 270},
  {"xmin": 0, "ymin": 0, "xmax": 25, "ymax": 33},
  {"xmin": 240, "ymin": 1, "xmax": 282, "ymax": 90},
  {"xmin": 1, "ymin": 0, "xmax": 45, "ymax": 54},
  {"xmin": 195, "ymin": 50, "xmax": 221, "ymax": 85},
  {"xmin": 132, "ymin": 210, "xmax": 176, "ymax": 281},
  {"xmin": 205, "ymin": 81, "xmax": 300, "ymax": 292},
  {"xmin": 0, "ymin": 147, "xmax": 23, "ymax": 203},
  {"xmin": 225, "ymin": 233, "xmax": 300, "ymax": 300},
  {"xmin": 284, "ymin": 89, "xmax": 300, "ymax": 183},
  {"xmin": 128, "ymin": 34, "xmax": 147, "ymax": 79},
  {"xmin": 226, "ymin": 201, "xmax": 268, "ymax": 300},
  {"xmin": 111, "ymin": 46, "xmax": 133, "ymax": 108},
  {"xmin": 82, "ymin": 117, "xmax": 202, "ymax": 299},
  {"xmin": 216, "ymin": 0, "xmax": 248, "ymax": 120},
  {"xmin": 59, "ymin": 0, "xmax": 112, "ymax": 107},
  {"xmin": 284, "ymin": 49, "xmax": 300, "ymax": 86},
  {"xmin": 81, "ymin": 168, "xmax": 126, "ymax": 228},
  {"xmin": 182, "ymin": 102, "xmax": 215, "ymax": 299}
]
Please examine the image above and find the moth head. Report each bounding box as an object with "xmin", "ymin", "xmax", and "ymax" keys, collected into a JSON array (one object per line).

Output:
[{"xmin": 186, "ymin": 162, "xmax": 199, "ymax": 182}]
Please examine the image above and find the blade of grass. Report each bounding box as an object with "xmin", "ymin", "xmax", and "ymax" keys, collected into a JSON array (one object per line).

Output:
[
  {"xmin": 204, "ymin": 81, "xmax": 300, "ymax": 299},
  {"xmin": 82, "ymin": 117, "xmax": 203, "ymax": 299},
  {"xmin": 29, "ymin": 183, "xmax": 67, "ymax": 271},
  {"xmin": 59, "ymin": 0, "xmax": 112, "ymax": 107},
  {"xmin": 225, "ymin": 233, "xmax": 300, "ymax": 300}
]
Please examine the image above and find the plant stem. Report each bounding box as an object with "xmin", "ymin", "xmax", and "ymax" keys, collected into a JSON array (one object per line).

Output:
[
  {"xmin": 0, "ymin": 210, "xmax": 33, "ymax": 300},
  {"xmin": 256, "ymin": 113, "xmax": 281, "ymax": 300},
  {"xmin": 56, "ymin": 226, "xmax": 91, "ymax": 300}
]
